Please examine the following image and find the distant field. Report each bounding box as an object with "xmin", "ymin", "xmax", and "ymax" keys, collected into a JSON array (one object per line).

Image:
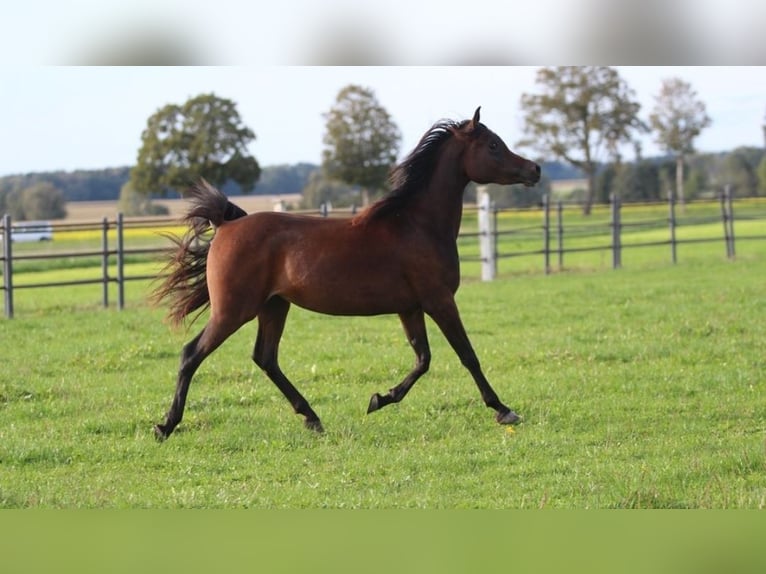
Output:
[
  {"xmin": 63, "ymin": 194, "xmax": 303, "ymax": 221},
  {"xmin": 550, "ymin": 178, "xmax": 587, "ymax": 197}
]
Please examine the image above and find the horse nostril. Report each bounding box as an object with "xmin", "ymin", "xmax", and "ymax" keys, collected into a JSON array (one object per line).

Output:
[{"xmin": 534, "ymin": 164, "xmax": 541, "ymax": 176}]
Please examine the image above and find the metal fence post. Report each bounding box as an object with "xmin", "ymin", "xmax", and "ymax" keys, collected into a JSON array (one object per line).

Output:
[
  {"xmin": 556, "ymin": 200, "xmax": 564, "ymax": 271},
  {"xmin": 726, "ymin": 186, "xmax": 736, "ymax": 259},
  {"xmin": 542, "ymin": 194, "xmax": 551, "ymax": 275},
  {"xmin": 2, "ymin": 214, "xmax": 13, "ymax": 318},
  {"xmin": 101, "ymin": 217, "xmax": 109, "ymax": 308},
  {"xmin": 720, "ymin": 186, "xmax": 733, "ymax": 259},
  {"xmin": 492, "ymin": 203, "xmax": 498, "ymax": 278},
  {"xmin": 668, "ymin": 190, "xmax": 677, "ymax": 264},
  {"xmin": 611, "ymin": 193, "xmax": 622, "ymax": 269},
  {"xmin": 116, "ymin": 212, "xmax": 125, "ymax": 310},
  {"xmin": 478, "ymin": 191, "xmax": 496, "ymax": 281}
]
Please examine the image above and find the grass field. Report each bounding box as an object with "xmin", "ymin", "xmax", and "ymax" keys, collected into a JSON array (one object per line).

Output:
[{"xmin": 1, "ymin": 252, "xmax": 764, "ymax": 508}]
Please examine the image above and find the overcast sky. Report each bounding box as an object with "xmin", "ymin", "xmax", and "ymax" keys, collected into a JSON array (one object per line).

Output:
[{"xmin": 1, "ymin": 66, "xmax": 764, "ymax": 178}]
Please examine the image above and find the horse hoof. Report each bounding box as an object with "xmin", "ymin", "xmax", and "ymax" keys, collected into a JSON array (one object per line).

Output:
[
  {"xmin": 305, "ymin": 419, "xmax": 324, "ymax": 433},
  {"xmin": 496, "ymin": 410, "xmax": 521, "ymax": 425},
  {"xmin": 367, "ymin": 393, "xmax": 383, "ymax": 414},
  {"xmin": 154, "ymin": 424, "xmax": 169, "ymax": 442}
]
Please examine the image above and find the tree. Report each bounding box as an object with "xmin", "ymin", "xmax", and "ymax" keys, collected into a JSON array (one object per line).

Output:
[
  {"xmin": 518, "ymin": 67, "xmax": 646, "ymax": 214},
  {"xmin": 118, "ymin": 181, "xmax": 169, "ymax": 216},
  {"xmin": 718, "ymin": 148, "xmax": 760, "ymax": 197},
  {"xmin": 757, "ymin": 155, "xmax": 766, "ymax": 195},
  {"xmin": 321, "ymin": 85, "xmax": 401, "ymax": 205},
  {"xmin": 685, "ymin": 165, "xmax": 710, "ymax": 200},
  {"xmin": 1, "ymin": 182, "xmax": 67, "ymax": 220},
  {"xmin": 649, "ymin": 77, "xmax": 711, "ymax": 210},
  {"xmin": 299, "ymin": 170, "xmax": 358, "ymax": 209},
  {"xmin": 130, "ymin": 93, "xmax": 260, "ymax": 196}
]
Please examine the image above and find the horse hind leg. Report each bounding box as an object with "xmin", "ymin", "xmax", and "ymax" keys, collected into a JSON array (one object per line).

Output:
[
  {"xmin": 154, "ymin": 316, "xmax": 243, "ymax": 441},
  {"xmin": 367, "ymin": 309, "xmax": 431, "ymax": 414},
  {"xmin": 252, "ymin": 297, "xmax": 324, "ymax": 432}
]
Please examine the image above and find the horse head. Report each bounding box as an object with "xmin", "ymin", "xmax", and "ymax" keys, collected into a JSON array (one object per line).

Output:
[{"xmin": 455, "ymin": 107, "xmax": 541, "ymax": 187}]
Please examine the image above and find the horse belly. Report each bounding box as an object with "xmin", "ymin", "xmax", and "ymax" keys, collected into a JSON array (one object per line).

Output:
[{"xmin": 279, "ymin": 254, "xmax": 416, "ymax": 316}]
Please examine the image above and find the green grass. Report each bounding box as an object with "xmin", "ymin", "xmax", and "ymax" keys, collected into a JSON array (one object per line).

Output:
[{"xmin": 1, "ymin": 256, "xmax": 764, "ymax": 508}]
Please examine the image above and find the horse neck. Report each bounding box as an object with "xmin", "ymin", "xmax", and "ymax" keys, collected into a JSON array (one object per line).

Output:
[{"xmin": 413, "ymin": 142, "xmax": 470, "ymax": 239}]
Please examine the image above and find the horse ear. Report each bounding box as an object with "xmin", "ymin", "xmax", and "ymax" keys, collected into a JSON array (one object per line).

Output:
[{"xmin": 470, "ymin": 106, "xmax": 481, "ymax": 130}]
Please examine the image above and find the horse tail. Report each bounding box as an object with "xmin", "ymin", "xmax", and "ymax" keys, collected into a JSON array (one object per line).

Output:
[{"xmin": 152, "ymin": 179, "xmax": 247, "ymax": 326}]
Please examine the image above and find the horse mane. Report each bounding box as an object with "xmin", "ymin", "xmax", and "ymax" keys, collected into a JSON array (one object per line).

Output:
[{"xmin": 353, "ymin": 118, "xmax": 470, "ymax": 224}]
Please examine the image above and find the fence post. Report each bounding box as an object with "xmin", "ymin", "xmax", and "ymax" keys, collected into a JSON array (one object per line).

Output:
[
  {"xmin": 542, "ymin": 194, "xmax": 551, "ymax": 275},
  {"xmin": 556, "ymin": 200, "xmax": 564, "ymax": 271},
  {"xmin": 116, "ymin": 212, "xmax": 125, "ymax": 310},
  {"xmin": 101, "ymin": 217, "xmax": 109, "ymax": 308},
  {"xmin": 2, "ymin": 214, "xmax": 13, "ymax": 319},
  {"xmin": 726, "ymin": 186, "xmax": 736, "ymax": 259},
  {"xmin": 610, "ymin": 193, "xmax": 622, "ymax": 269},
  {"xmin": 720, "ymin": 186, "xmax": 733, "ymax": 259},
  {"xmin": 478, "ymin": 191, "xmax": 496, "ymax": 281},
  {"xmin": 492, "ymin": 204, "xmax": 498, "ymax": 278},
  {"xmin": 668, "ymin": 190, "xmax": 677, "ymax": 264}
]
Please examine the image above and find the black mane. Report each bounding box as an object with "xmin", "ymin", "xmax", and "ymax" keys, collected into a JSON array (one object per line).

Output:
[{"xmin": 354, "ymin": 118, "xmax": 469, "ymax": 223}]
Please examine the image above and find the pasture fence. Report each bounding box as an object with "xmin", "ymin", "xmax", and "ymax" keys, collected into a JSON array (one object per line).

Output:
[
  {"xmin": 468, "ymin": 186, "xmax": 765, "ymax": 278},
  {"xmin": 1, "ymin": 213, "xmax": 170, "ymax": 319},
  {"xmin": 2, "ymin": 190, "xmax": 766, "ymax": 318}
]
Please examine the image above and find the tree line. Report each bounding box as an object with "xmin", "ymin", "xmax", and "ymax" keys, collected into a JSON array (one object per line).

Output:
[
  {"xmin": 0, "ymin": 163, "xmax": 319, "ymax": 219},
  {"xmin": 2, "ymin": 68, "xmax": 765, "ymax": 220}
]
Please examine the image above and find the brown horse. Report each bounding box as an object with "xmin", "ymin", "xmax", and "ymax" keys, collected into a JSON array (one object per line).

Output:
[{"xmin": 153, "ymin": 107, "xmax": 540, "ymax": 440}]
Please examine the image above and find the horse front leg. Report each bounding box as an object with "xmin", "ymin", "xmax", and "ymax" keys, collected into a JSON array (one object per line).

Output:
[
  {"xmin": 425, "ymin": 296, "xmax": 521, "ymax": 425},
  {"xmin": 367, "ymin": 308, "xmax": 431, "ymax": 414}
]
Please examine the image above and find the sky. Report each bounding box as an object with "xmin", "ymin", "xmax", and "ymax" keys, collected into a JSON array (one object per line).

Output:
[{"xmin": 1, "ymin": 66, "xmax": 765, "ymax": 178}]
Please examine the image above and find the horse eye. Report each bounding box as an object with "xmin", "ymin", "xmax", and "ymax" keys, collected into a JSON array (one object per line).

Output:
[{"xmin": 489, "ymin": 140, "xmax": 498, "ymax": 151}]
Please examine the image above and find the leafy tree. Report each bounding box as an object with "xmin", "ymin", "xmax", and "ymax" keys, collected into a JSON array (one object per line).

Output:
[
  {"xmin": 118, "ymin": 181, "xmax": 169, "ymax": 216},
  {"xmin": 685, "ymin": 165, "xmax": 710, "ymax": 199},
  {"xmin": 1, "ymin": 182, "xmax": 67, "ymax": 220},
  {"xmin": 594, "ymin": 164, "xmax": 619, "ymax": 204},
  {"xmin": 518, "ymin": 66, "xmax": 646, "ymax": 214},
  {"xmin": 21, "ymin": 182, "xmax": 67, "ymax": 220},
  {"xmin": 757, "ymin": 155, "xmax": 766, "ymax": 195},
  {"xmin": 321, "ymin": 85, "xmax": 401, "ymax": 205},
  {"xmin": 256, "ymin": 163, "xmax": 318, "ymax": 196},
  {"xmin": 717, "ymin": 148, "xmax": 760, "ymax": 197},
  {"xmin": 130, "ymin": 93, "xmax": 260, "ymax": 196},
  {"xmin": 299, "ymin": 170, "xmax": 358, "ymax": 209},
  {"xmin": 649, "ymin": 77, "xmax": 711, "ymax": 209},
  {"xmin": 618, "ymin": 161, "xmax": 664, "ymax": 202}
]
